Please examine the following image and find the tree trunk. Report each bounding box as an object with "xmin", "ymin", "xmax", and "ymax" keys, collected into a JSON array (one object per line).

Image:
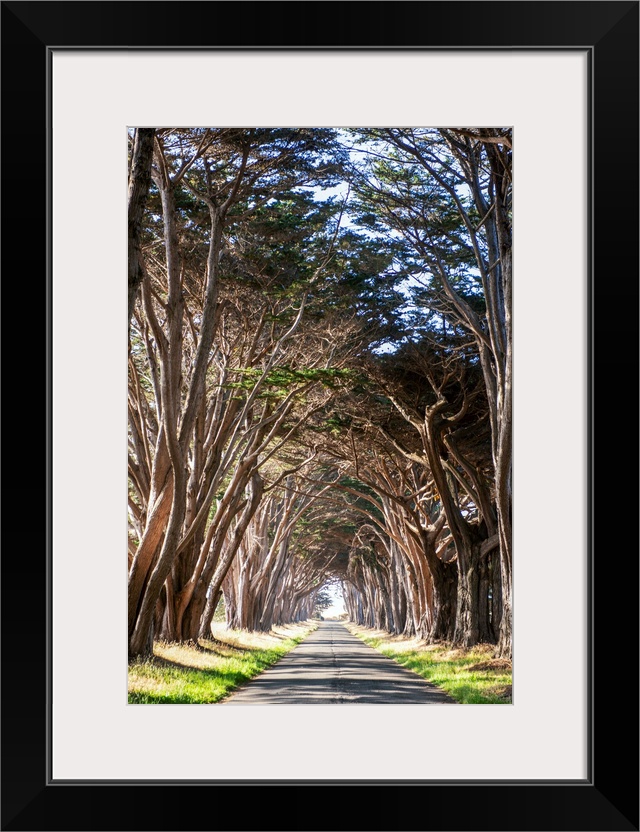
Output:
[
  {"xmin": 128, "ymin": 128, "xmax": 155, "ymax": 328},
  {"xmin": 427, "ymin": 556, "xmax": 457, "ymax": 642},
  {"xmin": 477, "ymin": 553, "xmax": 494, "ymax": 644},
  {"xmin": 490, "ymin": 550, "xmax": 503, "ymax": 640},
  {"xmin": 453, "ymin": 548, "xmax": 481, "ymax": 647},
  {"xmin": 196, "ymin": 472, "xmax": 264, "ymax": 639},
  {"xmin": 497, "ymin": 560, "xmax": 512, "ymax": 659}
]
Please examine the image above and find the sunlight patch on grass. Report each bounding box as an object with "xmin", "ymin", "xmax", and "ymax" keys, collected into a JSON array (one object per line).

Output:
[
  {"xmin": 346, "ymin": 623, "xmax": 512, "ymax": 705},
  {"xmin": 208, "ymin": 621, "xmax": 308, "ymax": 650},
  {"xmin": 128, "ymin": 621, "xmax": 316, "ymax": 704}
]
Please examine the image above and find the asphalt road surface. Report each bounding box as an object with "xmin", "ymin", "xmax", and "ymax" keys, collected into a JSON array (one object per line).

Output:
[{"xmin": 223, "ymin": 621, "xmax": 456, "ymax": 704}]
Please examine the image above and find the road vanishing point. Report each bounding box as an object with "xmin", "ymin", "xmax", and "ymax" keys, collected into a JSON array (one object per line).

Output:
[{"xmin": 223, "ymin": 621, "xmax": 456, "ymax": 704}]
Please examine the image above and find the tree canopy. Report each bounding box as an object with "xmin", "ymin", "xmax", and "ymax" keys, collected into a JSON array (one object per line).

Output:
[{"xmin": 128, "ymin": 126, "xmax": 513, "ymax": 659}]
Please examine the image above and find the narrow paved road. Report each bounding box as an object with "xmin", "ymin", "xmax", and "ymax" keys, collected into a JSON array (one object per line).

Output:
[{"xmin": 223, "ymin": 621, "xmax": 456, "ymax": 704}]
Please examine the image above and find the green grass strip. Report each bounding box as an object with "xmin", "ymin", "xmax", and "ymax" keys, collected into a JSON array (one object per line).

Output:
[
  {"xmin": 128, "ymin": 627, "xmax": 312, "ymax": 704},
  {"xmin": 352, "ymin": 630, "xmax": 512, "ymax": 705}
]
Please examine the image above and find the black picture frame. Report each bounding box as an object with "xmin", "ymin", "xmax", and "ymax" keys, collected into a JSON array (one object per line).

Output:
[{"xmin": 2, "ymin": 2, "xmax": 638, "ymax": 830}]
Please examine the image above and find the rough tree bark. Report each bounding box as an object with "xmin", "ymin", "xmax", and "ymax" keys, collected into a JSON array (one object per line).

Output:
[{"xmin": 127, "ymin": 128, "xmax": 155, "ymax": 329}]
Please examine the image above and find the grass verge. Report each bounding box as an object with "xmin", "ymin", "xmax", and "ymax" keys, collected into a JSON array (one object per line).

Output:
[
  {"xmin": 345, "ymin": 623, "xmax": 512, "ymax": 704},
  {"xmin": 128, "ymin": 621, "xmax": 316, "ymax": 704}
]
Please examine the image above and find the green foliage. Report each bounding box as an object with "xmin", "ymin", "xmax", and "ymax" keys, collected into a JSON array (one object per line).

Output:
[
  {"xmin": 224, "ymin": 365, "xmax": 356, "ymax": 399},
  {"xmin": 322, "ymin": 413, "xmax": 353, "ymax": 436},
  {"xmin": 128, "ymin": 648, "xmax": 287, "ymax": 704},
  {"xmin": 314, "ymin": 587, "xmax": 334, "ymax": 613},
  {"xmin": 353, "ymin": 630, "xmax": 512, "ymax": 704},
  {"xmin": 128, "ymin": 627, "xmax": 313, "ymax": 704},
  {"xmin": 338, "ymin": 475, "xmax": 383, "ymax": 521},
  {"xmin": 345, "ymin": 127, "xmax": 492, "ymax": 351}
]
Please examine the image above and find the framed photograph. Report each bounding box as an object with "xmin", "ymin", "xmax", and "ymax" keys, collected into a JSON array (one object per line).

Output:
[{"xmin": 2, "ymin": 2, "xmax": 637, "ymax": 830}]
